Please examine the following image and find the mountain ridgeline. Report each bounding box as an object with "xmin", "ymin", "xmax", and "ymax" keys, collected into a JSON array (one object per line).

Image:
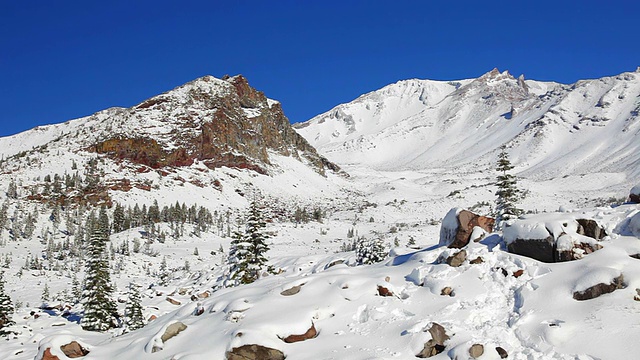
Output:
[{"xmin": 295, "ymin": 68, "xmax": 640, "ymax": 180}]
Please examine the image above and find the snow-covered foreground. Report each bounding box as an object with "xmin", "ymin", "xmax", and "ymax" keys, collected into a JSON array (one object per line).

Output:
[{"xmin": 2, "ymin": 201, "xmax": 640, "ymax": 360}]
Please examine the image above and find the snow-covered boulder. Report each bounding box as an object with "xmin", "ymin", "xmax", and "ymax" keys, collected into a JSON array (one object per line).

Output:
[
  {"xmin": 631, "ymin": 184, "xmax": 640, "ymax": 203},
  {"xmin": 503, "ymin": 213, "xmax": 602, "ymax": 263},
  {"xmin": 439, "ymin": 208, "xmax": 494, "ymax": 248}
]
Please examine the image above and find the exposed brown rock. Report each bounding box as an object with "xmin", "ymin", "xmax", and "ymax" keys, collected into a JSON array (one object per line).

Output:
[
  {"xmin": 441, "ymin": 287, "xmax": 454, "ymax": 296},
  {"xmin": 513, "ymin": 269, "xmax": 525, "ymax": 278},
  {"xmin": 446, "ymin": 250, "xmax": 467, "ymax": 267},
  {"xmin": 416, "ymin": 323, "xmax": 449, "ymax": 358},
  {"xmin": 470, "ymin": 257, "xmax": 484, "ymax": 264},
  {"xmin": 573, "ymin": 274, "xmax": 625, "ymax": 301},
  {"xmin": 148, "ymin": 314, "xmax": 157, "ymax": 322},
  {"xmin": 282, "ymin": 323, "xmax": 317, "ymax": 343},
  {"xmin": 469, "ymin": 344, "xmax": 484, "ymax": 358},
  {"xmin": 630, "ymin": 193, "xmax": 640, "ymax": 204},
  {"xmin": 166, "ymin": 297, "xmax": 181, "ymax": 306},
  {"xmin": 41, "ymin": 348, "xmax": 60, "ymax": 360},
  {"xmin": 226, "ymin": 344, "xmax": 285, "ymax": 360},
  {"xmin": 441, "ymin": 209, "xmax": 495, "ymax": 248},
  {"xmin": 377, "ymin": 285, "xmax": 394, "ymax": 297},
  {"xmin": 60, "ymin": 341, "xmax": 89, "ymax": 358}
]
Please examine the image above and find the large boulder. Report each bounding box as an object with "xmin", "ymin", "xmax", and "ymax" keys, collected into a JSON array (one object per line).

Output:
[
  {"xmin": 439, "ymin": 208, "xmax": 495, "ymax": 248},
  {"xmin": 226, "ymin": 344, "xmax": 285, "ymax": 360},
  {"xmin": 504, "ymin": 213, "xmax": 602, "ymax": 263}
]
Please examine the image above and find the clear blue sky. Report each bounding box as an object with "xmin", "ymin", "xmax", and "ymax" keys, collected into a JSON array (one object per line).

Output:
[{"xmin": 1, "ymin": 0, "xmax": 638, "ymax": 137}]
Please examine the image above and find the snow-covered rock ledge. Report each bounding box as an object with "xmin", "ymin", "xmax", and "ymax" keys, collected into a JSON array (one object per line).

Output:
[{"xmin": 503, "ymin": 213, "xmax": 605, "ymax": 262}]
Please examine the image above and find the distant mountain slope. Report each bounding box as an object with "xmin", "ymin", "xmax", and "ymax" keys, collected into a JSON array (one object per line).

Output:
[{"xmin": 295, "ymin": 69, "xmax": 640, "ymax": 179}]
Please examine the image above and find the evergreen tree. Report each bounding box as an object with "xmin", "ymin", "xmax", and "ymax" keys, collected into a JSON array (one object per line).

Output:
[
  {"xmin": 226, "ymin": 201, "xmax": 272, "ymax": 286},
  {"xmin": 124, "ymin": 282, "xmax": 145, "ymax": 332},
  {"xmin": 112, "ymin": 203, "xmax": 126, "ymax": 233},
  {"xmin": 159, "ymin": 256, "xmax": 170, "ymax": 286},
  {"xmin": 0, "ymin": 271, "xmax": 15, "ymax": 336},
  {"xmin": 6, "ymin": 180, "xmax": 18, "ymax": 199},
  {"xmin": 41, "ymin": 283, "xmax": 50, "ymax": 304},
  {"xmin": 495, "ymin": 145, "xmax": 523, "ymax": 225},
  {"xmin": 81, "ymin": 207, "xmax": 118, "ymax": 331}
]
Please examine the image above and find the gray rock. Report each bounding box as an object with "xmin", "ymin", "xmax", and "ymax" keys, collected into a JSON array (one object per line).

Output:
[
  {"xmin": 446, "ymin": 250, "xmax": 467, "ymax": 267},
  {"xmin": 161, "ymin": 321, "xmax": 187, "ymax": 343},
  {"xmin": 226, "ymin": 344, "xmax": 285, "ymax": 360},
  {"xmin": 576, "ymin": 219, "xmax": 606, "ymax": 240},
  {"xmin": 469, "ymin": 344, "xmax": 484, "ymax": 358},
  {"xmin": 280, "ymin": 284, "xmax": 303, "ymax": 296}
]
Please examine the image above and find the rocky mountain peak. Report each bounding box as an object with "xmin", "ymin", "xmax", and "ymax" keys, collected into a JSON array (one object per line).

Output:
[{"xmin": 90, "ymin": 74, "xmax": 341, "ymax": 176}]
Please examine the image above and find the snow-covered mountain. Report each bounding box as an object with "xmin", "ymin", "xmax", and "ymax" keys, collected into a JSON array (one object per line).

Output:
[{"xmin": 296, "ymin": 68, "xmax": 640, "ymax": 180}]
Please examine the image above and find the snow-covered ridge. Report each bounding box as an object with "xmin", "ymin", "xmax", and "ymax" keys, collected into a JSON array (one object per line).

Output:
[{"xmin": 296, "ymin": 69, "xmax": 640, "ymax": 182}]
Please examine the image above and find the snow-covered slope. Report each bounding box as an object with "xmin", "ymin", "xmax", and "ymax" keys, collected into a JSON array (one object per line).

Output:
[{"xmin": 296, "ymin": 69, "xmax": 640, "ymax": 181}]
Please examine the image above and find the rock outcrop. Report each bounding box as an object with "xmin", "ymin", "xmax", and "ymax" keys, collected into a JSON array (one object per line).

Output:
[
  {"xmin": 439, "ymin": 208, "xmax": 494, "ymax": 248},
  {"xmin": 91, "ymin": 75, "xmax": 341, "ymax": 177}
]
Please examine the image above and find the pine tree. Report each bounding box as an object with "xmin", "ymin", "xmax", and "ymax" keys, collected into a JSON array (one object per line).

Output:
[
  {"xmin": 495, "ymin": 145, "xmax": 523, "ymax": 225},
  {"xmin": 226, "ymin": 201, "xmax": 272, "ymax": 286},
  {"xmin": 41, "ymin": 283, "xmax": 50, "ymax": 304},
  {"xmin": 112, "ymin": 203, "xmax": 125, "ymax": 233},
  {"xmin": 0, "ymin": 271, "xmax": 15, "ymax": 336},
  {"xmin": 81, "ymin": 207, "xmax": 118, "ymax": 332},
  {"xmin": 124, "ymin": 282, "xmax": 145, "ymax": 332},
  {"xmin": 159, "ymin": 256, "xmax": 170, "ymax": 286}
]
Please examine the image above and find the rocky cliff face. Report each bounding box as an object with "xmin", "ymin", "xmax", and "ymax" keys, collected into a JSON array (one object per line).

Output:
[{"xmin": 90, "ymin": 75, "xmax": 340, "ymax": 176}]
